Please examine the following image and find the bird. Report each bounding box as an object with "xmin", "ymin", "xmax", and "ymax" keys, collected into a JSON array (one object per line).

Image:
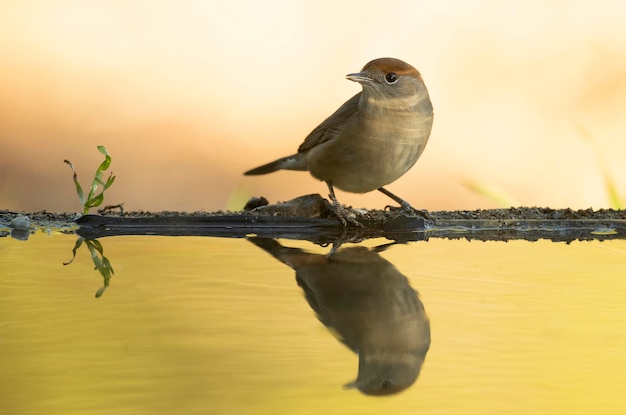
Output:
[
  {"xmin": 248, "ymin": 237, "xmax": 431, "ymax": 396},
  {"xmin": 244, "ymin": 57, "xmax": 434, "ymax": 227}
]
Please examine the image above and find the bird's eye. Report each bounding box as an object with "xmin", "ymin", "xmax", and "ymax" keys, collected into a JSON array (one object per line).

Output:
[{"xmin": 384, "ymin": 72, "xmax": 398, "ymax": 84}]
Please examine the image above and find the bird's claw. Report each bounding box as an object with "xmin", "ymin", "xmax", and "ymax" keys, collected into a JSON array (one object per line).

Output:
[
  {"xmin": 329, "ymin": 200, "xmax": 364, "ymax": 227},
  {"xmin": 384, "ymin": 203, "xmax": 430, "ymax": 219}
]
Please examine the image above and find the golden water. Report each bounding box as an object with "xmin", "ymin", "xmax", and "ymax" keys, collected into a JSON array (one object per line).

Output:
[{"xmin": 1, "ymin": 232, "xmax": 626, "ymax": 414}]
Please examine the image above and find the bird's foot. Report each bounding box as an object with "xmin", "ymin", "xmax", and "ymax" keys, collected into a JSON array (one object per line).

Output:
[
  {"xmin": 385, "ymin": 202, "xmax": 431, "ymax": 219},
  {"xmin": 329, "ymin": 199, "xmax": 364, "ymax": 227},
  {"xmin": 325, "ymin": 182, "xmax": 364, "ymax": 227},
  {"xmin": 377, "ymin": 187, "xmax": 430, "ymax": 219}
]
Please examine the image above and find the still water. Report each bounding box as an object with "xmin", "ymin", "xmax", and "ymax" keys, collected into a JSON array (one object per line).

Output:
[{"xmin": 2, "ymin": 231, "xmax": 626, "ymax": 414}]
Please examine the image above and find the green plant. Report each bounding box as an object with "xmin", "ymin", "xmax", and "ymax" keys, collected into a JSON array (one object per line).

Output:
[{"xmin": 64, "ymin": 145, "xmax": 116, "ymax": 215}]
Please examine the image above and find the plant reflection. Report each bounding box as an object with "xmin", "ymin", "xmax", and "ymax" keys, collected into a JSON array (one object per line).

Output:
[
  {"xmin": 249, "ymin": 237, "xmax": 430, "ymax": 396},
  {"xmin": 64, "ymin": 237, "xmax": 114, "ymax": 298}
]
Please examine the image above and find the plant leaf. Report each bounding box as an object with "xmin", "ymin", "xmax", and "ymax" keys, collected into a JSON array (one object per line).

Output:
[
  {"xmin": 87, "ymin": 193, "xmax": 105, "ymax": 208},
  {"xmin": 103, "ymin": 173, "xmax": 116, "ymax": 190},
  {"xmin": 64, "ymin": 159, "xmax": 86, "ymax": 204}
]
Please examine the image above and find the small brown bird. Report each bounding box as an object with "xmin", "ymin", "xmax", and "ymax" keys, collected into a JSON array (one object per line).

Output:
[{"xmin": 244, "ymin": 57, "xmax": 433, "ymax": 226}]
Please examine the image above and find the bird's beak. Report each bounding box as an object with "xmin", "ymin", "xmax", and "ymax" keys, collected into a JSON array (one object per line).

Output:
[{"xmin": 345, "ymin": 72, "xmax": 373, "ymax": 84}]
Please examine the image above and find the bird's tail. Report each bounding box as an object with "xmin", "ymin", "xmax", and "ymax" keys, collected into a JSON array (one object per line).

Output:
[{"xmin": 244, "ymin": 154, "xmax": 307, "ymax": 175}]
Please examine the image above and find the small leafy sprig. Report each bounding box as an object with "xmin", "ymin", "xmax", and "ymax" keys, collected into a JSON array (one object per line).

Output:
[{"xmin": 64, "ymin": 145, "xmax": 116, "ymax": 215}]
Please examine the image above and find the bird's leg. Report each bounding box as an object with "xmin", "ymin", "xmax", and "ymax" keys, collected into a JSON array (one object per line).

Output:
[
  {"xmin": 377, "ymin": 187, "xmax": 430, "ymax": 219},
  {"xmin": 326, "ymin": 181, "xmax": 364, "ymax": 227}
]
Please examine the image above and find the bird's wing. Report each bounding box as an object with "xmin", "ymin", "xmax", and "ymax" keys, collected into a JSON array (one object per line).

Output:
[{"xmin": 297, "ymin": 92, "xmax": 361, "ymax": 153}]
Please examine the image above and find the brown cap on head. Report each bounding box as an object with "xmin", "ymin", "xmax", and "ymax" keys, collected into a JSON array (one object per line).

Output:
[
  {"xmin": 360, "ymin": 57, "xmax": 422, "ymax": 78},
  {"xmin": 345, "ymin": 57, "xmax": 423, "ymax": 85}
]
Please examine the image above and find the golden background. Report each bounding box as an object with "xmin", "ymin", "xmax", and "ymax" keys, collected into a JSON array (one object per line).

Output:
[{"xmin": 1, "ymin": 1, "xmax": 625, "ymax": 213}]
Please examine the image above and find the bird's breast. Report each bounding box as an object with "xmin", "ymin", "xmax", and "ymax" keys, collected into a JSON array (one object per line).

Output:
[{"xmin": 306, "ymin": 109, "xmax": 432, "ymax": 193}]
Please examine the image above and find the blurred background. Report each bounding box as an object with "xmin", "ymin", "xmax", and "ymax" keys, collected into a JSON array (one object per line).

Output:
[{"xmin": 1, "ymin": 0, "xmax": 625, "ymax": 213}]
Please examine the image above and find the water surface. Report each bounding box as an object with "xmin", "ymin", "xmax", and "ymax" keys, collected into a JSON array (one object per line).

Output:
[{"xmin": 2, "ymin": 232, "xmax": 626, "ymax": 414}]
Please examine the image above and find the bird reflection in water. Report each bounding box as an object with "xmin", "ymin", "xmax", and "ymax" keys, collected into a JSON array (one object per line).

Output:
[{"xmin": 248, "ymin": 238, "xmax": 430, "ymax": 396}]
